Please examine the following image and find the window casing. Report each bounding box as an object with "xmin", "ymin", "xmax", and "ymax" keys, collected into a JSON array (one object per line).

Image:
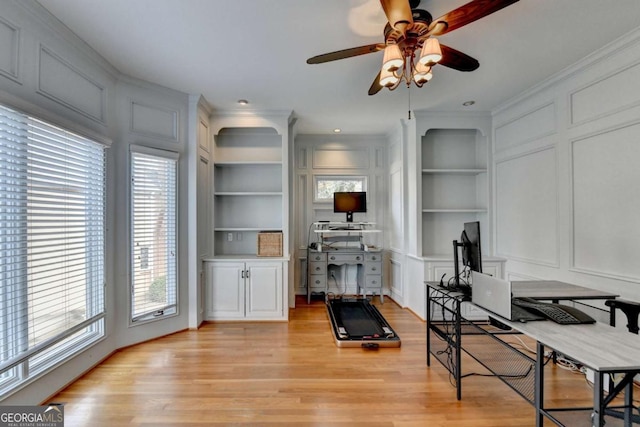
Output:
[
  {"xmin": 130, "ymin": 146, "xmax": 178, "ymax": 323},
  {"xmin": 0, "ymin": 103, "xmax": 106, "ymax": 398},
  {"xmin": 313, "ymin": 175, "xmax": 367, "ymax": 203}
]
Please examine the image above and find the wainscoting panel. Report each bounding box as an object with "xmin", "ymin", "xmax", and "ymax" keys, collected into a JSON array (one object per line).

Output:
[
  {"xmin": 570, "ymin": 61, "xmax": 640, "ymax": 126},
  {"xmin": 494, "ymin": 102, "xmax": 556, "ymax": 153},
  {"xmin": 312, "ymin": 147, "xmax": 369, "ymax": 169},
  {"xmin": 572, "ymin": 122, "xmax": 640, "ymax": 282},
  {"xmin": 0, "ymin": 17, "xmax": 20, "ymax": 82},
  {"xmin": 38, "ymin": 46, "xmax": 105, "ymax": 123},
  {"xmin": 496, "ymin": 147, "xmax": 558, "ymax": 266},
  {"xmin": 130, "ymin": 101, "xmax": 179, "ymax": 141}
]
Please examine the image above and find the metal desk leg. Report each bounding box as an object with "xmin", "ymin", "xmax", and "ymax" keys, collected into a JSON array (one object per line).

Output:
[
  {"xmin": 624, "ymin": 379, "xmax": 633, "ymax": 426},
  {"xmin": 592, "ymin": 371, "xmax": 604, "ymax": 427},
  {"xmin": 455, "ymin": 299, "xmax": 462, "ymax": 401},
  {"xmin": 535, "ymin": 342, "xmax": 544, "ymax": 427},
  {"xmin": 426, "ymin": 291, "xmax": 431, "ymax": 367}
]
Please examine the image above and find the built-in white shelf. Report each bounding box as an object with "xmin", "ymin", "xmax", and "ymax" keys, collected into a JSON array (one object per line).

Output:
[
  {"xmin": 422, "ymin": 208, "xmax": 488, "ymax": 213},
  {"xmin": 214, "ymin": 192, "xmax": 282, "ymax": 196},
  {"xmin": 422, "ymin": 168, "xmax": 487, "ymax": 174},
  {"xmin": 420, "ymin": 128, "xmax": 489, "ymax": 257},
  {"xmin": 215, "ymin": 161, "xmax": 282, "ymax": 166},
  {"xmin": 313, "ymin": 229, "xmax": 381, "ymax": 234}
]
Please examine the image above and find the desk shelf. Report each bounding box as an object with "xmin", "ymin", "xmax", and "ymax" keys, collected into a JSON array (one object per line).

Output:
[{"xmin": 427, "ymin": 283, "xmax": 535, "ymax": 402}]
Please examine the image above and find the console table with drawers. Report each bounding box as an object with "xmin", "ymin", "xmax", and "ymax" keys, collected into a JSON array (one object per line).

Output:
[{"xmin": 306, "ymin": 222, "xmax": 382, "ymax": 303}]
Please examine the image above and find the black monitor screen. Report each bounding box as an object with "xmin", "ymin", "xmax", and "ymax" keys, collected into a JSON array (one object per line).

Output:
[
  {"xmin": 461, "ymin": 221, "xmax": 482, "ymax": 273},
  {"xmin": 333, "ymin": 192, "xmax": 366, "ymax": 222}
]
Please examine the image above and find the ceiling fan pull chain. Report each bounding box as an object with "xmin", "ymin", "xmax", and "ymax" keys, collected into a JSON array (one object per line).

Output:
[{"xmin": 407, "ymin": 85, "xmax": 411, "ymax": 120}]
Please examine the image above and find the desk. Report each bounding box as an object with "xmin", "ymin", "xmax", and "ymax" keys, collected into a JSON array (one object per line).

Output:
[
  {"xmin": 511, "ymin": 281, "xmax": 618, "ymax": 302},
  {"xmin": 307, "ymin": 249, "xmax": 383, "ymax": 303},
  {"xmin": 495, "ymin": 317, "xmax": 640, "ymax": 426},
  {"xmin": 307, "ymin": 222, "xmax": 382, "ymax": 303},
  {"xmin": 426, "ymin": 281, "xmax": 623, "ymax": 425}
]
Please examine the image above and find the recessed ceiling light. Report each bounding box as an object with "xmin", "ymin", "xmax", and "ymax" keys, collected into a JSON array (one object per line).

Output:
[
  {"xmin": 237, "ymin": 99, "xmax": 249, "ymax": 105},
  {"xmin": 462, "ymin": 100, "xmax": 475, "ymax": 107},
  {"xmin": 333, "ymin": 128, "xmax": 341, "ymax": 133}
]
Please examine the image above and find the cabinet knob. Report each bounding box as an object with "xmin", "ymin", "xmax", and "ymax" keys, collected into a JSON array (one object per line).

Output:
[
  {"xmin": 315, "ymin": 280, "xmax": 321, "ymax": 284},
  {"xmin": 372, "ymin": 280, "xmax": 377, "ymax": 284},
  {"xmin": 356, "ymin": 256, "xmax": 361, "ymax": 260},
  {"xmin": 330, "ymin": 256, "xmax": 335, "ymax": 260},
  {"xmin": 371, "ymin": 267, "xmax": 377, "ymax": 271},
  {"xmin": 371, "ymin": 256, "xmax": 377, "ymax": 260},
  {"xmin": 315, "ymin": 267, "xmax": 321, "ymax": 272},
  {"xmin": 314, "ymin": 256, "xmax": 321, "ymax": 260}
]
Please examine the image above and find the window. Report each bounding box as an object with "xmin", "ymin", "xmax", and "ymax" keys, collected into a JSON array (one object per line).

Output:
[
  {"xmin": 130, "ymin": 146, "xmax": 177, "ymax": 323},
  {"xmin": 314, "ymin": 176, "xmax": 367, "ymax": 202},
  {"xmin": 0, "ymin": 103, "xmax": 106, "ymax": 397}
]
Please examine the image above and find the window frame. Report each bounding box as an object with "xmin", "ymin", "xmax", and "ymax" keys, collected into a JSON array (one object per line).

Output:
[
  {"xmin": 129, "ymin": 145, "xmax": 179, "ymax": 325},
  {"xmin": 0, "ymin": 101, "xmax": 107, "ymax": 399},
  {"xmin": 313, "ymin": 175, "xmax": 368, "ymax": 203}
]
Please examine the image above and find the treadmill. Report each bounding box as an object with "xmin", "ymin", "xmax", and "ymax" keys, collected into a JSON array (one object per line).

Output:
[{"xmin": 326, "ymin": 298, "xmax": 401, "ymax": 348}]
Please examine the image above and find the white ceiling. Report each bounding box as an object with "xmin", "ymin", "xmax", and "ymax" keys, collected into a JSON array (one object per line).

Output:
[{"xmin": 36, "ymin": 0, "xmax": 640, "ymax": 135}]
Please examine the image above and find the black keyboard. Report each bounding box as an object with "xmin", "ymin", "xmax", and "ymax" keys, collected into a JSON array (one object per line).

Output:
[{"xmin": 512, "ymin": 297, "xmax": 596, "ymax": 324}]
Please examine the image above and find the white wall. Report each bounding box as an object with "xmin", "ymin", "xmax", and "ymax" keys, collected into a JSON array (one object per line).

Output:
[
  {"xmin": 0, "ymin": 0, "xmax": 194, "ymax": 403},
  {"xmin": 493, "ymin": 27, "xmax": 640, "ymax": 323}
]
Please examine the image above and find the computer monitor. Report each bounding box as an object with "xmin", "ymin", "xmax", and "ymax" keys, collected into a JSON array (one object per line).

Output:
[
  {"xmin": 452, "ymin": 221, "xmax": 482, "ymax": 292},
  {"xmin": 462, "ymin": 221, "xmax": 482, "ymax": 273},
  {"xmin": 333, "ymin": 192, "xmax": 366, "ymax": 222}
]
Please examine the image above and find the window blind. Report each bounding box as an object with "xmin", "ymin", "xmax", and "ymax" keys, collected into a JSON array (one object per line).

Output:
[
  {"xmin": 0, "ymin": 103, "xmax": 105, "ymax": 396},
  {"xmin": 130, "ymin": 147, "xmax": 177, "ymax": 323}
]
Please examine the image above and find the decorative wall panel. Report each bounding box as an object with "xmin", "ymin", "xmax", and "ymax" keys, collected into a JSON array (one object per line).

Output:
[
  {"xmin": 572, "ymin": 122, "xmax": 640, "ymax": 281},
  {"xmin": 496, "ymin": 147, "xmax": 558, "ymax": 265},
  {"xmin": 312, "ymin": 147, "xmax": 369, "ymax": 169},
  {"xmin": 130, "ymin": 101, "xmax": 178, "ymax": 141},
  {"xmin": 495, "ymin": 103, "xmax": 555, "ymax": 152},
  {"xmin": 571, "ymin": 62, "xmax": 640, "ymax": 125},
  {"xmin": 0, "ymin": 17, "xmax": 19, "ymax": 81},
  {"xmin": 38, "ymin": 47, "xmax": 105, "ymax": 123}
]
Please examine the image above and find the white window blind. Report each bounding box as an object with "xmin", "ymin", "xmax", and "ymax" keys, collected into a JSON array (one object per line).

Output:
[
  {"xmin": 0, "ymin": 103, "xmax": 106, "ymax": 397},
  {"xmin": 130, "ymin": 147, "xmax": 177, "ymax": 323}
]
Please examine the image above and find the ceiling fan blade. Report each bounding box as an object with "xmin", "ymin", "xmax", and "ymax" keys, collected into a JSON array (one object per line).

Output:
[
  {"xmin": 368, "ymin": 71, "xmax": 384, "ymax": 96},
  {"xmin": 307, "ymin": 44, "xmax": 386, "ymax": 64},
  {"xmin": 380, "ymin": 0, "xmax": 413, "ymax": 34},
  {"xmin": 429, "ymin": 0, "xmax": 519, "ymax": 36},
  {"xmin": 439, "ymin": 44, "xmax": 479, "ymax": 71}
]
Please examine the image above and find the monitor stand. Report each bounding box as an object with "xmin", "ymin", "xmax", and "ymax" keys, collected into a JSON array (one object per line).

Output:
[
  {"xmin": 451, "ymin": 240, "xmax": 470, "ymax": 294},
  {"xmin": 345, "ymin": 211, "xmax": 353, "ymax": 222}
]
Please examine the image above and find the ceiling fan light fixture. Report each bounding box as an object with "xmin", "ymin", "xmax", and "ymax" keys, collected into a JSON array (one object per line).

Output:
[
  {"xmin": 380, "ymin": 67, "xmax": 400, "ymax": 87},
  {"xmin": 419, "ymin": 38, "xmax": 442, "ymax": 65},
  {"xmin": 413, "ymin": 62, "xmax": 432, "ymax": 84},
  {"xmin": 382, "ymin": 44, "xmax": 403, "ymax": 72}
]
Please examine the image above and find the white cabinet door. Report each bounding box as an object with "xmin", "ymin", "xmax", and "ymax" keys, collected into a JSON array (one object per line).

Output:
[
  {"xmin": 245, "ymin": 262, "xmax": 283, "ymax": 319},
  {"xmin": 206, "ymin": 261, "xmax": 244, "ymax": 319}
]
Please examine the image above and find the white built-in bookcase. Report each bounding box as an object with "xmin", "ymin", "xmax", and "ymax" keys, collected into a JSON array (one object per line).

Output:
[
  {"xmin": 212, "ymin": 125, "xmax": 285, "ymax": 257},
  {"xmin": 421, "ymin": 128, "xmax": 489, "ymax": 258}
]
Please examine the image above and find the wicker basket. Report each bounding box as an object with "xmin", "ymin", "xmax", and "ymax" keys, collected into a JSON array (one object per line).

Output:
[{"xmin": 257, "ymin": 231, "xmax": 283, "ymax": 257}]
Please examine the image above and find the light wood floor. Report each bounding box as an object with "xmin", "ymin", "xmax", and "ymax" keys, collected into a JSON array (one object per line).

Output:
[{"xmin": 50, "ymin": 296, "xmax": 610, "ymax": 426}]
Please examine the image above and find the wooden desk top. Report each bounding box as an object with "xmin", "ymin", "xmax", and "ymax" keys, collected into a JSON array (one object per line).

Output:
[
  {"xmin": 511, "ymin": 280, "xmax": 618, "ymax": 300},
  {"xmin": 497, "ymin": 317, "xmax": 640, "ymax": 372}
]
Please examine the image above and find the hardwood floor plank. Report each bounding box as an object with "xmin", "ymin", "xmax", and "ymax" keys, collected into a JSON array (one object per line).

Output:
[{"xmin": 49, "ymin": 296, "xmax": 609, "ymax": 426}]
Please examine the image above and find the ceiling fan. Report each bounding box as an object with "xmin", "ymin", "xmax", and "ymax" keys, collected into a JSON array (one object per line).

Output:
[{"xmin": 307, "ymin": 0, "xmax": 520, "ymax": 95}]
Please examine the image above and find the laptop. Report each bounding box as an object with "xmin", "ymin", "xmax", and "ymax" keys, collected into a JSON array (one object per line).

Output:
[{"xmin": 471, "ymin": 271, "xmax": 544, "ymax": 322}]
